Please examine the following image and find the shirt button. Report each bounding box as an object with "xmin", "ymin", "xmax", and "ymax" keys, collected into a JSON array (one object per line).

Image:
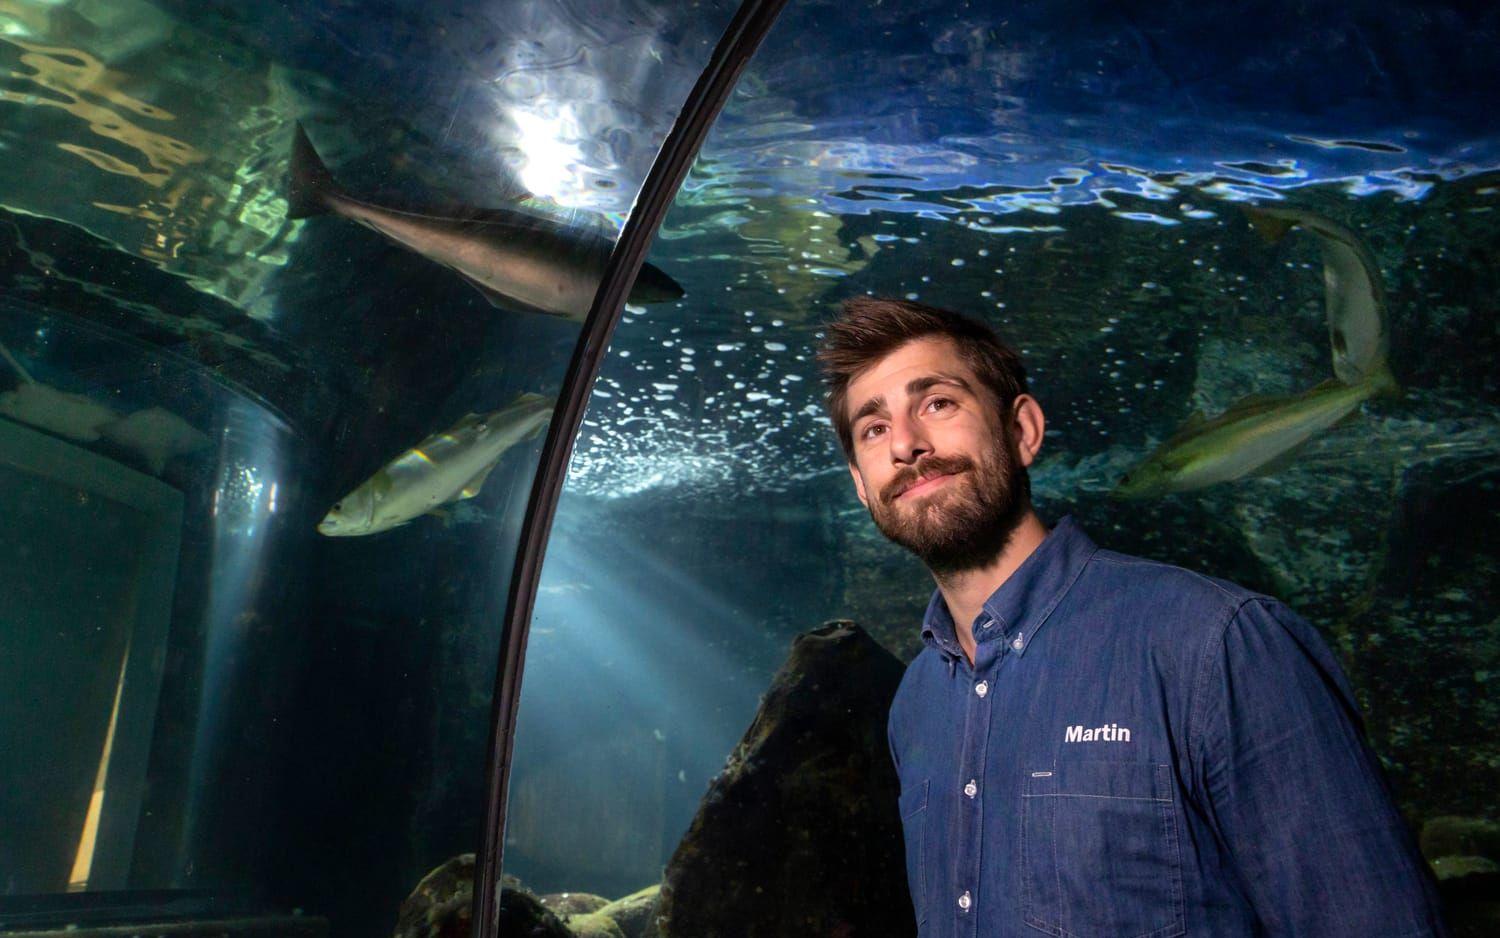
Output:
[
  {"xmin": 974, "ymin": 681, "xmax": 989, "ymax": 697},
  {"xmin": 958, "ymin": 891, "xmax": 972, "ymax": 911},
  {"xmin": 964, "ymin": 779, "xmax": 978, "ymax": 798},
  {"xmin": 1011, "ymin": 634, "xmax": 1024, "ymax": 651}
]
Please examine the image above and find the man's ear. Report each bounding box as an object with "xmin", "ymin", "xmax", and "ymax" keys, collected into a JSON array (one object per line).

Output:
[
  {"xmin": 848, "ymin": 461, "xmax": 870, "ymax": 508},
  {"xmin": 1011, "ymin": 394, "xmax": 1046, "ymax": 467}
]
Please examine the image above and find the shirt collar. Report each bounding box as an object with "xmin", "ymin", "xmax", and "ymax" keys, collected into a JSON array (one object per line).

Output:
[{"xmin": 921, "ymin": 515, "xmax": 1097, "ymax": 660}]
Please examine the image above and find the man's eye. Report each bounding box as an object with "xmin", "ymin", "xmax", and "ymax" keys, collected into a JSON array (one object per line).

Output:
[
  {"xmin": 860, "ymin": 423, "xmax": 887, "ymax": 440},
  {"xmin": 926, "ymin": 397, "xmax": 954, "ymax": 413}
]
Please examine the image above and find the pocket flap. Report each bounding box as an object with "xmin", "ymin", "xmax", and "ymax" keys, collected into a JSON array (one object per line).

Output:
[
  {"xmin": 898, "ymin": 778, "xmax": 929, "ymax": 819},
  {"xmin": 1025, "ymin": 761, "xmax": 1172, "ymax": 802}
]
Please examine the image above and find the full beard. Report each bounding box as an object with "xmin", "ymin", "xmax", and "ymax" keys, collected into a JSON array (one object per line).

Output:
[{"xmin": 867, "ymin": 436, "xmax": 1029, "ymax": 577}]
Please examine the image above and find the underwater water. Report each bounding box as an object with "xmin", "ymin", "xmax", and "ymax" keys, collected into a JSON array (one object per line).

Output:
[{"xmin": 1, "ymin": 0, "xmax": 1496, "ymax": 935}]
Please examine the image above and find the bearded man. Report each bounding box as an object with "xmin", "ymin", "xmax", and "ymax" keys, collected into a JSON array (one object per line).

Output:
[{"xmin": 817, "ymin": 296, "xmax": 1447, "ymax": 937}]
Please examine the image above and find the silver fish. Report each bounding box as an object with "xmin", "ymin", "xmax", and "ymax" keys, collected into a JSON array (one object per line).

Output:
[
  {"xmin": 288, "ymin": 124, "xmax": 684, "ymax": 319},
  {"xmin": 318, "ymin": 392, "xmax": 554, "ymax": 536},
  {"xmin": 1244, "ymin": 205, "xmax": 1390, "ymax": 386}
]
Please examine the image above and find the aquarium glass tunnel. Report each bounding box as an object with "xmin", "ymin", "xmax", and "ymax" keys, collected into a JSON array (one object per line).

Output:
[{"xmin": 0, "ymin": 0, "xmax": 1495, "ymax": 935}]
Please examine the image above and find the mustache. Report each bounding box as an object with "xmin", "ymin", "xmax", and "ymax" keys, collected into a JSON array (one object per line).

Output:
[{"xmin": 880, "ymin": 454, "xmax": 976, "ymax": 504}]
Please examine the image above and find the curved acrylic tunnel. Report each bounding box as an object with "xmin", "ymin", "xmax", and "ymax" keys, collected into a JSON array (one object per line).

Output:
[
  {"xmin": 0, "ymin": 0, "xmax": 769, "ymax": 935},
  {"xmin": 473, "ymin": 0, "xmax": 790, "ymax": 932}
]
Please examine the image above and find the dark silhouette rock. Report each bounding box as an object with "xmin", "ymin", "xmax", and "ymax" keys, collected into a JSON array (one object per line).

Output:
[
  {"xmin": 392, "ymin": 853, "xmax": 571, "ymax": 938},
  {"xmin": 655, "ymin": 621, "xmax": 913, "ymax": 937}
]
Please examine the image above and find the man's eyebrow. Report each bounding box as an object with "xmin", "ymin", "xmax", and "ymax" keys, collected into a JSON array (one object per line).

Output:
[
  {"xmin": 906, "ymin": 373, "xmax": 973, "ymax": 397},
  {"xmin": 850, "ymin": 394, "xmax": 887, "ymax": 427},
  {"xmin": 850, "ymin": 373, "xmax": 975, "ymax": 427}
]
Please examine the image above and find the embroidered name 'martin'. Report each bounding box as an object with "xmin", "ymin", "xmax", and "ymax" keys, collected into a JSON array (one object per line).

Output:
[{"xmin": 1065, "ymin": 723, "xmax": 1132, "ymax": 743}]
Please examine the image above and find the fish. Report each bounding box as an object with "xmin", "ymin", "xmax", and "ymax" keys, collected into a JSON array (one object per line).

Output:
[
  {"xmin": 1111, "ymin": 368, "xmax": 1399, "ymax": 499},
  {"xmin": 0, "ymin": 338, "xmax": 208, "ymax": 473},
  {"xmin": 318, "ymin": 392, "xmax": 554, "ymax": 536},
  {"xmin": 0, "ymin": 379, "xmax": 121, "ymax": 442},
  {"xmin": 1243, "ymin": 205, "xmax": 1389, "ymax": 386},
  {"xmin": 100, "ymin": 406, "xmax": 211, "ymax": 475},
  {"xmin": 287, "ymin": 123, "xmax": 684, "ymax": 319}
]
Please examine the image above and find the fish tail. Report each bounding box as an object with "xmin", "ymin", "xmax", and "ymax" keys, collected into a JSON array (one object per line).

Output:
[
  {"xmin": 1242, "ymin": 206, "xmax": 1297, "ymax": 244},
  {"xmin": 288, "ymin": 122, "xmax": 340, "ymax": 220}
]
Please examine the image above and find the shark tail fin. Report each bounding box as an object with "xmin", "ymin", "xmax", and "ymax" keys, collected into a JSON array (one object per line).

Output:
[
  {"xmin": 1243, "ymin": 206, "xmax": 1298, "ymax": 244},
  {"xmin": 288, "ymin": 122, "xmax": 340, "ymax": 220}
]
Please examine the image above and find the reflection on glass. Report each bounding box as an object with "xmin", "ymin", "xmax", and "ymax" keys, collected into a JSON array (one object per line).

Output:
[
  {"xmin": 514, "ymin": 1, "xmax": 1499, "ymax": 936},
  {"xmin": 0, "ymin": 0, "xmax": 731, "ymax": 933}
]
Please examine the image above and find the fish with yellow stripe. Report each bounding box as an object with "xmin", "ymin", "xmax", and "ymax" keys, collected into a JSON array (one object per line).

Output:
[
  {"xmin": 1113, "ymin": 205, "xmax": 1399, "ymax": 498},
  {"xmin": 1111, "ymin": 369, "xmax": 1398, "ymax": 498},
  {"xmin": 318, "ymin": 392, "xmax": 553, "ymax": 536}
]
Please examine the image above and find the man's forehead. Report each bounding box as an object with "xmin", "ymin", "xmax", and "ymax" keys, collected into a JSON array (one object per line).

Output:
[{"xmin": 847, "ymin": 336, "xmax": 974, "ymax": 402}]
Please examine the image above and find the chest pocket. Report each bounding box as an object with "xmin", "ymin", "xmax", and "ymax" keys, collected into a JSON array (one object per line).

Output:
[
  {"xmin": 899, "ymin": 779, "xmax": 930, "ymax": 929},
  {"xmin": 1021, "ymin": 761, "xmax": 1185, "ymax": 938}
]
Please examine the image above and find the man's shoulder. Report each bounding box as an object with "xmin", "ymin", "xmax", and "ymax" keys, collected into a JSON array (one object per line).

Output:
[
  {"xmin": 889, "ymin": 643, "xmax": 949, "ymax": 712},
  {"xmin": 1077, "ymin": 545, "xmax": 1273, "ymax": 641}
]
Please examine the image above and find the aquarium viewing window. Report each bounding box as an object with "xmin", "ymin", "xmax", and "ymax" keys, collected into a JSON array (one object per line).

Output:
[{"xmin": 0, "ymin": 419, "xmax": 180, "ymax": 896}]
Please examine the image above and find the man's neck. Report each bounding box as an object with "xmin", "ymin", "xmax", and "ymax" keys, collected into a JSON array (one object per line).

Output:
[{"xmin": 935, "ymin": 510, "xmax": 1050, "ymax": 664}]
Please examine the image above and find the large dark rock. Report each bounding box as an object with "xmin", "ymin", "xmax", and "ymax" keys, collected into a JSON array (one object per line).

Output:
[
  {"xmin": 392, "ymin": 853, "xmax": 571, "ymax": 938},
  {"xmin": 655, "ymin": 621, "xmax": 913, "ymax": 937}
]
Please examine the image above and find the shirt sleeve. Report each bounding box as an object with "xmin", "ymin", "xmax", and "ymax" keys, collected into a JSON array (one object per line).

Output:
[{"xmin": 1191, "ymin": 597, "xmax": 1449, "ymax": 937}]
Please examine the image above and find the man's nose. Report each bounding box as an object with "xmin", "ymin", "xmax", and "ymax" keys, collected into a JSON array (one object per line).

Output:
[{"xmin": 888, "ymin": 413, "xmax": 932, "ymax": 465}]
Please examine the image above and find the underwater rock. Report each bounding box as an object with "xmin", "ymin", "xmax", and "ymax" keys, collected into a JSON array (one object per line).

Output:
[
  {"xmin": 655, "ymin": 621, "xmax": 911, "ymax": 938},
  {"xmin": 1421, "ymin": 816, "xmax": 1500, "ymax": 864},
  {"xmin": 1432, "ymin": 855, "xmax": 1499, "ymax": 881},
  {"xmin": 561, "ymin": 911, "xmax": 626, "ymax": 938},
  {"xmin": 392, "ymin": 853, "xmax": 571, "ymax": 938},
  {"xmin": 593, "ymin": 885, "xmax": 661, "ymax": 938},
  {"xmin": 540, "ymin": 892, "xmax": 611, "ymax": 916}
]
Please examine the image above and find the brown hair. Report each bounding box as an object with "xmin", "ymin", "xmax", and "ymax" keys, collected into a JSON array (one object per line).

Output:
[{"xmin": 817, "ymin": 296, "xmax": 1029, "ymax": 460}]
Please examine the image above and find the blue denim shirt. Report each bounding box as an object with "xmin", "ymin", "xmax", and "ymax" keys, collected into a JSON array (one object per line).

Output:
[{"xmin": 888, "ymin": 516, "xmax": 1448, "ymax": 938}]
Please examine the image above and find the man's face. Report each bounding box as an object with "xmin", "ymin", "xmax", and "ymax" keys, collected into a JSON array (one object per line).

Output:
[{"xmin": 844, "ymin": 336, "xmax": 1030, "ymax": 574}]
